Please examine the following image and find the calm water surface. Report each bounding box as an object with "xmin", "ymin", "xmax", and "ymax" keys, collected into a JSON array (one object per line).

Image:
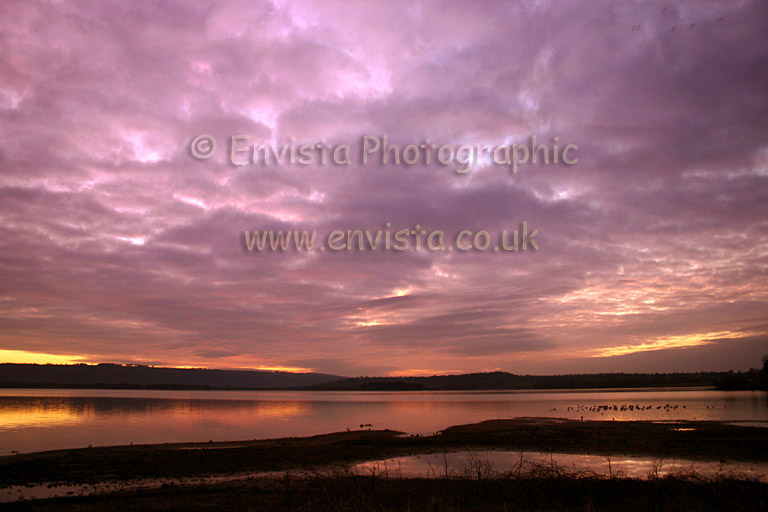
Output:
[
  {"xmin": 354, "ymin": 450, "xmax": 768, "ymax": 481},
  {"xmin": 1, "ymin": 388, "xmax": 766, "ymax": 454}
]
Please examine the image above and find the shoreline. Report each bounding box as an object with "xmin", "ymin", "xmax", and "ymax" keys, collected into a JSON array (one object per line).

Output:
[
  {"xmin": 3, "ymin": 418, "xmax": 767, "ymax": 487},
  {"xmin": 2, "ymin": 418, "xmax": 767, "ymax": 510}
]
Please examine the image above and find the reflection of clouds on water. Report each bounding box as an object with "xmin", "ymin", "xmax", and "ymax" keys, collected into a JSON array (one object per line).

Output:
[
  {"xmin": 354, "ymin": 451, "xmax": 768, "ymax": 482},
  {"xmin": 0, "ymin": 399, "xmax": 86, "ymax": 430},
  {"xmin": 0, "ymin": 396, "xmax": 313, "ymax": 424},
  {"xmin": 165, "ymin": 399, "xmax": 311, "ymax": 420},
  {"xmin": 0, "ymin": 395, "xmax": 315, "ymax": 452}
]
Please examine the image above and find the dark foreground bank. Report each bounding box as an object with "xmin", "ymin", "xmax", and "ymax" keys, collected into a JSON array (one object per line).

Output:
[
  {"xmin": 4, "ymin": 474, "xmax": 768, "ymax": 512},
  {"xmin": 1, "ymin": 418, "xmax": 767, "ymax": 510}
]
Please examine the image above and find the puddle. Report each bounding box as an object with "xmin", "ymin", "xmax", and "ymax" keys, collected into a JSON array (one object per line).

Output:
[
  {"xmin": 353, "ymin": 451, "xmax": 768, "ymax": 481},
  {"xmin": 5, "ymin": 451, "xmax": 767, "ymax": 503}
]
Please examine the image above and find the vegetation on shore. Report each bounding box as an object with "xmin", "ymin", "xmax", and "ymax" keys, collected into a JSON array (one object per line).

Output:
[
  {"xmin": 309, "ymin": 371, "xmax": 732, "ymax": 391},
  {"xmin": 714, "ymin": 356, "xmax": 768, "ymax": 390},
  {"xmin": 315, "ymin": 356, "xmax": 768, "ymax": 391},
  {"xmin": 0, "ymin": 363, "xmax": 342, "ymax": 390}
]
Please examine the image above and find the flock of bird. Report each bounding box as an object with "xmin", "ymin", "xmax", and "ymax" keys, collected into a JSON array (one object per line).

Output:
[
  {"xmin": 565, "ymin": 403, "xmax": 686, "ymax": 413},
  {"xmin": 547, "ymin": 403, "xmax": 727, "ymax": 419}
]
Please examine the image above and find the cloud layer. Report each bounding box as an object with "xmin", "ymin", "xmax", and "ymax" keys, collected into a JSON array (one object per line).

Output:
[{"xmin": 1, "ymin": 0, "xmax": 767, "ymax": 375}]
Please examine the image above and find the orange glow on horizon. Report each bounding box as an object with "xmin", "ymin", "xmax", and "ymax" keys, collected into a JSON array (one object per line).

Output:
[
  {"xmin": 0, "ymin": 351, "xmax": 317, "ymax": 373},
  {"xmin": 100, "ymin": 363, "xmax": 317, "ymax": 373},
  {"xmin": 387, "ymin": 369, "xmax": 465, "ymax": 377},
  {"xmin": 588, "ymin": 330, "xmax": 759, "ymax": 358},
  {"xmin": 0, "ymin": 350, "xmax": 87, "ymax": 365},
  {"xmin": 253, "ymin": 366, "xmax": 314, "ymax": 373}
]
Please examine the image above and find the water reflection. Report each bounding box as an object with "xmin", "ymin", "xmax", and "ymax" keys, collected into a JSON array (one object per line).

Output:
[
  {"xmin": 0, "ymin": 388, "xmax": 766, "ymax": 454},
  {"xmin": 354, "ymin": 451, "xmax": 768, "ymax": 481},
  {"xmin": 0, "ymin": 396, "xmax": 310, "ymax": 429}
]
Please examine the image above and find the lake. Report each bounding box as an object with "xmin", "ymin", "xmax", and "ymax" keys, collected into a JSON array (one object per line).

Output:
[{"xmin": 1, "ymin": 388, "xmax": 766, "ymax": 454}]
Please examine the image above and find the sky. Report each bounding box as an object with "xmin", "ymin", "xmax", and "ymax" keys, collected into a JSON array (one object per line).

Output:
[{"xmin": 1, "ymin": 0, "xmax": 767, "ymax": 376}]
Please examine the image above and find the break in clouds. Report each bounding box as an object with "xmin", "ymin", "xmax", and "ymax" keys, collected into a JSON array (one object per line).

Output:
[{"xmin": 0, "ymin": 0, "xmax": 767, "ymax": 376}]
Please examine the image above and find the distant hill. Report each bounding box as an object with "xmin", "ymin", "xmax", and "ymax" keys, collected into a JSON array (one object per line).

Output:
[
  {"xmin": 307, "ymin": 371, "xmax": 727, "ymax": 391},
  {"xmin": 0, "ymin": 365, "xmax": 749, "ymax": 391},
  {"xmin": 0, "ymin": 363, "xmax": 343, "ymax": 390}
]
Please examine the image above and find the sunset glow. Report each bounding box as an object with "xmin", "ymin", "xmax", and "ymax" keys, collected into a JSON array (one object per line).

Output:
[
  {"xmin": 0, "ymin": 0, "xmax": 766, "ymax": 376},
  {"xmin": 0, "ymin": 350, "xmax": 87, "ymax": 366}
]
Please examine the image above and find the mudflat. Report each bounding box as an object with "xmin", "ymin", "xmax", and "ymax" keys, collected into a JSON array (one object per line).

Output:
[{"xmin": 2, "ymin": 418, "xmax": 767, "ymax": 487}]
